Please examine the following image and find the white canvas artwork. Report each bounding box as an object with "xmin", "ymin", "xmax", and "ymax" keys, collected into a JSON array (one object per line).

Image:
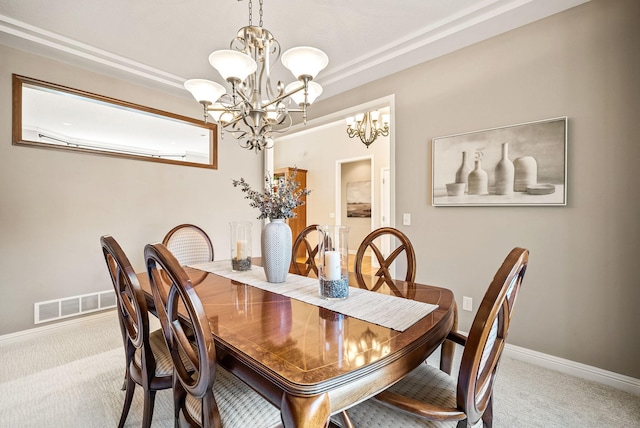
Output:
[{"xmin": 432, "ymin": 117, "xmax": 567, "ymax": 206}]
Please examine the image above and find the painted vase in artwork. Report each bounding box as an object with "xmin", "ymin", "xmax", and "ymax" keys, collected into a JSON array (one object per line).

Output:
[
  {"xmin": 455, "ymin": 151, "xmax": 472, "ymax": 192},
  {"xmin": 261, "ymin": 219, "xmax": 292, "ymax": 283},
  {"xmin": 495, "ymin": 142, "xmax": 515, "ymax": 195},
  {"xmin": 468, "ymin": 160, "xmax": 489, "ymax": 195},
  {"xmin": 514, "ymin": 156, "xmax": 538, "ymax": 192}
]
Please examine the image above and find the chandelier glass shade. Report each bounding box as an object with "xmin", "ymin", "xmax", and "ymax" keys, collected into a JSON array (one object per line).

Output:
[
  {"xmin": 184, "ymin": 1, "xmax": 328, "ymax": 152},
  {"xmin": 346, "ymin": 111, "xmax": 390, "ymax": 148}
]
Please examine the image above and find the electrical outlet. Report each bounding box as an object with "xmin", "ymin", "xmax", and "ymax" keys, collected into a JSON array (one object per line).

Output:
[
  {"xmin": 462, "ymin": 296, "xmax": 473, "ymax": 311},
  {"xmin": 402, "ymin": 213, "xmax": 411, "ymax": 226}
]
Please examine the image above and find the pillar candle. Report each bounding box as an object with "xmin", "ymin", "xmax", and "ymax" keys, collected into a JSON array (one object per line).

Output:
[
  {"xmin": 236, "ymin": 240, "xmax": 247, "ymax": 259},
  {"xmin": 325, "ymin": 250, "xmax": 341, "ymax": 280}
]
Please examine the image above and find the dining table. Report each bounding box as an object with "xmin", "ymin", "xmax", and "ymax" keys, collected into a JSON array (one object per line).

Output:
[{"xmin": 137, "ymin": 259, "xmax": 455, "ymax": 428}]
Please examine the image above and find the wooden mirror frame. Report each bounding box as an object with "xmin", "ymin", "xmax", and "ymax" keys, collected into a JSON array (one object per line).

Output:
[{"xmin": 12, "ymin": 74, "xmax": 218, "ymax": 169}]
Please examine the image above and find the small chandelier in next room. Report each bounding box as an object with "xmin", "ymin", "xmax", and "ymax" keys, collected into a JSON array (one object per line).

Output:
[
  {"xmin": 346, "ymin": 111, "xmax": 390, "ymax": 148},
  {"xmin": 184, "ymin": 0, "xmax": 328, "ymax": 152}
]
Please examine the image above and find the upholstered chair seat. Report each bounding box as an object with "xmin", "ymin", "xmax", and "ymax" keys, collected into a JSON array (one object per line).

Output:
[
  {"xmin": 334, "ymin": 362, "xmax": 460, "ymax": 427},
  {"xmin": 184, "ymin": 366, "xmax": 281, "ymax": 427}
]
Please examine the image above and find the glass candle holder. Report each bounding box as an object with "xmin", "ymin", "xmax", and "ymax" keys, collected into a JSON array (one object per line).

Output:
[
  {"xmin": 230, "ymin": 221, "xmax": 252, "ymax": 271},
  {"xmin": 317, "ymin": 225, "xmax": 350, "ymax": 300}
]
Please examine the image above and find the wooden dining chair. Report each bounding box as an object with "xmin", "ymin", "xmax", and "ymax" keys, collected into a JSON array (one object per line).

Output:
[
  {"xmin": 354, "ymin": 227, "xmax": 457, "ymax": 375},
  {"xmin": 100, "ymin": 235, "xmax": 173, "ymax": 428},
  {"xmin": 290, "ymin": 224, "xmax": 320, "ymax": 277},
  {"xmin": 354, "ymin": 227, "xmax": 417, "ymax": 295},
  {"xmin": 145, "ymin": 242, "xmax": 282, "ymax": 428},
  {"xmin": 162, "ymin": 223, "xmax": 214, "ymax": 266},
  {"xmin": 334, "ymin": 247, "xmax": 529, "ymax": 428}
]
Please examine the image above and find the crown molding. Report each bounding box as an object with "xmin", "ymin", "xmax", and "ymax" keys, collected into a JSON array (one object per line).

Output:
[
  {"xmin": 0, "ymin": 0, "xmax": 590, "ymax": 98},
  {"xmin": 0, "ymin": 14, "xmax": 185, "ymax": 90}
]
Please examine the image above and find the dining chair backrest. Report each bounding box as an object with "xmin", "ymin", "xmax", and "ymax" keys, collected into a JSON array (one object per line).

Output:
[
  {"xmin": 145, "ymin": 242, "xmax": 282, "ymax": 428},
  {"xmin": 162, "ymin": 224, "xmax": 214, "ymax": 266},
  {"xmin": 455, "ymin": 247, "xmax": 529, "ymax": 426},
  {"xmin": 100, "ymin": 235, "xmax": 172, "ymax": 428},
  {"xmin": 145, "ymin": 242, "xmax": 217, "ymax": 425},
  {"xmin": 354, "ymin": 227, "xmax": 416, "ymax": 293},
  {"xmin": 290, "ymin": 224, "xmax": 320, "ymax": 277}
]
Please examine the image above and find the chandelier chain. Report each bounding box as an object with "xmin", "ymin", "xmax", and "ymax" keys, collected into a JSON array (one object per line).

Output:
[{"xmin": 247, "ymin": 0, "xmax": 264, "ymax": 27}]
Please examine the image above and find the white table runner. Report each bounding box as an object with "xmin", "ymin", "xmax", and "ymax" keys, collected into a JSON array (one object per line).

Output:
[{"xmin": 188, "ymin": 260, "xmax": 438, "ymax": 332}]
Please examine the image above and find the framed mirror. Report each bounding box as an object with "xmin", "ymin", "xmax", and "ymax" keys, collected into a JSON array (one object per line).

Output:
[{"xmin": 12, "ymin": 74, "xmax": 217, "ymax": 169}]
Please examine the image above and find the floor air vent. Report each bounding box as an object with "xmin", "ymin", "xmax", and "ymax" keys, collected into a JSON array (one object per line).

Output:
[{"xmin": 34, "ymin": 290, "xmax": 117, "ymax": 324}]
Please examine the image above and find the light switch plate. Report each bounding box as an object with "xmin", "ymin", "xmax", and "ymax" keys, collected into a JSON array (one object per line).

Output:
[
  {"xmin": 463, "ymin": 296, "xmax": 473, "ymax": 311},
  {"xmin": 402, "ymin": 213, "xmax": 411, "ymax": 226}
]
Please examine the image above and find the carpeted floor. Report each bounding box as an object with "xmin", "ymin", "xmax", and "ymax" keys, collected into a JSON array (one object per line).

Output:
[{"xmin": 1, "ymin": 310, "xmax": 638, "ymax": 427}]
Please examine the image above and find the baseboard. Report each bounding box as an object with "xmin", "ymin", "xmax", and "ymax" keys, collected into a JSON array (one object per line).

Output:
[
  {"xmin": 0, "ymin": 309, "xmax": 117, "ymax": 346},
  {"xmin": 504, "ymin": 343, "xmax": 640, "ymax": 396}
]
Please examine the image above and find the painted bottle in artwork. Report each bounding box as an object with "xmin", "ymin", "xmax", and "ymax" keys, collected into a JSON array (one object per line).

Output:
[
  {"xmin": 495, "ymin": 142, "xmax": 514, "ymax": 195},
  {"xmin": 455, "ymin": 151, "xmax": 472, "ymax": 192},
  {"xmin": 468, "ymin": 160, "xmax": 489, "ymax": 195},
  {"xmin": 514, "ymin": 156, "xmax": 538, "ymax": 192}
]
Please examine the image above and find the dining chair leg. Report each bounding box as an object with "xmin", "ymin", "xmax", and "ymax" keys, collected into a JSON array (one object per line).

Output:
[
  {"xmin": 338, "ymin": 410, "xmax": 355, "ymax": 428},
  {"xmin": 173, "ymin": 375, "xmax": 184, "ymax": 426},
  {"xmin": 482, "ymin": 395, "xmax": 494, "ymax": 427},
  {"xmin": 118, "ymin": 374, "xmax": 136, "ymax": 428},
  {"xmin": 142, "ymin": 390, "xmax": 157, "ymax": 428}
]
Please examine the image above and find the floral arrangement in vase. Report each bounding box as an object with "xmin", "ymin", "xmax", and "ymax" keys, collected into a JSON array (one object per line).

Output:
[
  {"xmin": 232, "ymin": 168, "xmax": 310, "ymax": 283},
  {"xmin": 232, "ymin": 168, "xmax": 311, "ymax": 220}
]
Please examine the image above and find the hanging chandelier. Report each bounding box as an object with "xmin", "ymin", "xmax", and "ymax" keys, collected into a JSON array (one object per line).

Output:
[
  {"xmin": 346, "ymin": 111, "xmax": 390, "ymax": 148},
  {"xmin": 184, "ymin": 0, "xmax": 328, "ymax": 152}
]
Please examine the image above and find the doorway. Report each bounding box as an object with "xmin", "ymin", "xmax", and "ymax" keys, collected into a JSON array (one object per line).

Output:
[{"xmin": 336, "ymin": 156, "xmax": 374, "ymax": 266}]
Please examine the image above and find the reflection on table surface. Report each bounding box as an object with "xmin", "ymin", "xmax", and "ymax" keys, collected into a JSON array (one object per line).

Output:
[{"xmin": 137, "ymin": 264, "xmax": 455, "ymax": 428}]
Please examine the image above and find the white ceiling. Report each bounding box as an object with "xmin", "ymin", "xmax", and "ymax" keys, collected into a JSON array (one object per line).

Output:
[{"xmin": 0, "ymin": 0, "xmax": 589, "ymax": 101}]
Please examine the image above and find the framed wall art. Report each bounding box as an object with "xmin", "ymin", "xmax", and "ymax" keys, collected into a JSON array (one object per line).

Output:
[
  {"xmin": 346, "ymin": 180, "xmax": 372, "ymax": 217},
  {"xmin": 432, "ymin": 117, "xmax": 567, "ymax": 206}
]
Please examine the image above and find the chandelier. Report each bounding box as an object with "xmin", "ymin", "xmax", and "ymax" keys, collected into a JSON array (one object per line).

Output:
[
  {"xmin": 184, "ymin": 0, "xmax": 328, "ymax": 152},
  {"xmin": 345, "ymin": 111, "xmax": 390, "ymax": 148}
]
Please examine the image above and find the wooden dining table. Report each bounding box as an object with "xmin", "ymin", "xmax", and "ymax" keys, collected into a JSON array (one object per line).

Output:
[{"xmin": 137, "ymin": 262, "xmax": 455, "ymax": 428}]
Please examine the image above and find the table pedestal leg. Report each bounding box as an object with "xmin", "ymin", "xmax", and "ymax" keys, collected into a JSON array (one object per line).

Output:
[{"xmin": 281, "ymin": 392, "xmax": 330, "ymax": 428}]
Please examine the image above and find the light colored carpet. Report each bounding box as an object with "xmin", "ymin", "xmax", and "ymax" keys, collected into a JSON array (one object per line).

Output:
[{"xmin": 1, "ymin": 310, "xmax": 638, "ymax": 427}]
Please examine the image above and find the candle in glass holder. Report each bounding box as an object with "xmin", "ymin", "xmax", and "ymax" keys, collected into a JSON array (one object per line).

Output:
[
  {"xmin": 317, "ymin": 225, "xmax": 350, "ymax": 300},
  {"xmin": 230, "ymin": 222, "xmax": 251, "ymax": 271},
  {"xmin": 325, "ymin": 250, "xmax": 341, "ymax": 280}
]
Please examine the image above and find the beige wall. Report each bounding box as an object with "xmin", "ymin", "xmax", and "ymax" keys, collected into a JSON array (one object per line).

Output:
[
  {"xmin": 307, "ymin": 0, "xmax": 640, "ymax": 378},
  {"xmin": 0, "ymin": 45, "xmax": 263, "ymax": 335}
]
